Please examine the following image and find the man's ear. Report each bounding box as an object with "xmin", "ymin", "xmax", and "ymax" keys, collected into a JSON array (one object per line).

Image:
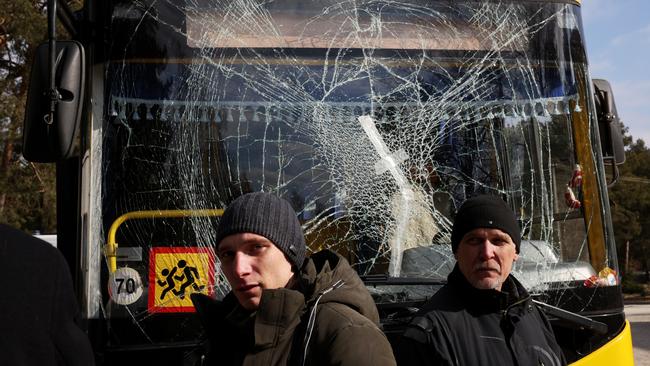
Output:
[{"xmin": 513, "ymin": 253, "xmax": 519, "ymax": 262}]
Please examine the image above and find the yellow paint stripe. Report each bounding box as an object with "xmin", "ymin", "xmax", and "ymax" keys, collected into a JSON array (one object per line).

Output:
[
  {"xmin": 571, "ymin": 70, "xmax": 607, "ymax": 272},
  {"xmin": 569, "ymin": 321, "xmax": 634, "ymax": 365}
]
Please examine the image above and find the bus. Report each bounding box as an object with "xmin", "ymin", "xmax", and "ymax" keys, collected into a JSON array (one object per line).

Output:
[{"xmin": 23, "ymin": 0, "xmax": 634, "ymax": 364}]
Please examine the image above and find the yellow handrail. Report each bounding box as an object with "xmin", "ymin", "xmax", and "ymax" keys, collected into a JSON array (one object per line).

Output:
[{"xmin": 105, "ymin": 209, "xmax": 224, "ymax": 273}]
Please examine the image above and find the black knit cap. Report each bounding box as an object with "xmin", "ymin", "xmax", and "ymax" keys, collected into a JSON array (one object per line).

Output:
[
  {"xmin": 450, "ymin": 195, "xmax": 521, "ymax": 253},
  {"xmin": 215, "ymin": 192, "xmax": 307, "ymax": 269}
]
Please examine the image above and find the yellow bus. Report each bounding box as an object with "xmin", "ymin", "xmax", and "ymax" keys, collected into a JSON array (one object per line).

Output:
[{"xmin": 23, "ymin": 0, "xmax": 633, "ymax": 364}]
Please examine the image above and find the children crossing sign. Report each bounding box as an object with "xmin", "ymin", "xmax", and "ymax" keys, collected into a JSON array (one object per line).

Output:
[{"xmin": 148, "ymin": 247, "xmax": 215, "ymax": 313}]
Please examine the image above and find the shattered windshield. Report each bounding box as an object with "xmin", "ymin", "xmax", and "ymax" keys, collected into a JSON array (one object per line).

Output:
[{"xmin": 95, "ymin": 0, "xmax": 619, "ymax": 345}]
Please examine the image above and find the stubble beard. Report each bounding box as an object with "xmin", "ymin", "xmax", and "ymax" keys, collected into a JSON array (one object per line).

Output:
[
  {"xmin": 471, "ymin": 264, "xmax": 503, "ymax": 290},
  {"xmin": 472, "ymin": 277, "xmax": 502, "ymax": 291}
]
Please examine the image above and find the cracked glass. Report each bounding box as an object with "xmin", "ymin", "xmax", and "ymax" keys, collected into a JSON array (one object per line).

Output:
[{"xmin": 93, "ymin": 0, "xmax": 620, "ymax": 350}]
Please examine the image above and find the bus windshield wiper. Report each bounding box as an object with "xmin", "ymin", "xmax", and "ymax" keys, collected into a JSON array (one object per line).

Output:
[
  {"xmin": 361, "ymin": 274, "xmax": 446, "ymax": 286},
  {"xmin": 362, "ymin": 276, "xmax": 608, "ymax": 335},
  {"xmin": 533, "ymin": 300, "xmax": 608, "ymax": 335}
]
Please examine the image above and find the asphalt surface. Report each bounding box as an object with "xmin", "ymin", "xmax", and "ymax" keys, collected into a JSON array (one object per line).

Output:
[{"xmin": 626, "ymin": 304, "xmax": 650, "ymax": 366}]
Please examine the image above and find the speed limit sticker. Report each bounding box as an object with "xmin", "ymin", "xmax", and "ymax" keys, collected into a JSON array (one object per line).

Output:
[{"xmin": 109, "ymin": 267, "xmax": 144, "ymax": 305}]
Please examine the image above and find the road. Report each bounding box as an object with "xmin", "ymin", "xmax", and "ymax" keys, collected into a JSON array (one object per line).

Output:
[{"xmin": 626, "ymin": 304, "xmax": 650, "ymax": 366}]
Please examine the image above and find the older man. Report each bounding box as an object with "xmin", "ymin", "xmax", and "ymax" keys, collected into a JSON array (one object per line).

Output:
[
  {"xmin": 191, "ymin": 192, "xmax": 396, "ymax": 366},
  {"xmin": 396, "ymin": 195, "xmax": 566, "ymax": 366}
]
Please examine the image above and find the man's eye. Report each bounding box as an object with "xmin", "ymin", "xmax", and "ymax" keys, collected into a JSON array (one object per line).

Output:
[
  {"xmin": 493, "ymin": 238, "xmax": 509, "ymax": 246},
  {"xmin": 218, "ymin": 251, "xmax": 234, "ymax": 260}
]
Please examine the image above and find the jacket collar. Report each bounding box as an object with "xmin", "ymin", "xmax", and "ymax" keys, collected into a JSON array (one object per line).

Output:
[
  {"xmin": 192, "ymin": 287, "xmax": 306, "ymax": 349},
  {"xmin": 252, "ymin": 287, "xmax": 306, "ymax": 348},
  {"xmin": 447, "ymin": 264, "xmax": 530, "ymax": 313}
]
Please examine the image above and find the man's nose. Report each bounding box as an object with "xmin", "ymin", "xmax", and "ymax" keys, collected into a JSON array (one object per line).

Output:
[
  {"xmin": 478, "ymin": 240, "xmax": 496, "ymax": 260},
  {"xmin": 232, "ymin": 253, "xmax": 252, "ymax": 277}
]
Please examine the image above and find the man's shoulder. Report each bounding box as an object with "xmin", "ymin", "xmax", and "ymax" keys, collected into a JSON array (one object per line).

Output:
[
  {"xmin": 0, "ymin": 224, "xmax": 68, "ymax": 284},
  {"xmin": 307, "ymin": 301, "xmax": 388, "ymax": 351},
  {"xmin": 402, "ymin": 284, "xmax": 469, "ymax": 340},
  {"xmin": 316, "ymin": 301, "xmax": 378, "ymax": 329},
  {"xmin": 418, "ymin": 283, "xmax": 466, "ymax": 314},
  {"xmin": 0, "ymin": 224, "xmax": 59, "ymax": 258},
  {"xmin": 190, "ymin": 293, "xmax": 236, "ymax": 327}
]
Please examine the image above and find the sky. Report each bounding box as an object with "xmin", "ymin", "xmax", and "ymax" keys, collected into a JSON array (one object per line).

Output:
[{"xmin": 581, "ymin": 0, "xmax": 650, "ymax": 144}]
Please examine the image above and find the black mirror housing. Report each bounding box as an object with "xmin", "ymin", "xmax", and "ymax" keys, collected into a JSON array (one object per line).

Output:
[
  {"xmin": 593, "ymin": 79, "xmax": 625, "ymax": 166},
  {"xmin": 23, "ymin": 40, "xmax": 85, "ymax": 162}
]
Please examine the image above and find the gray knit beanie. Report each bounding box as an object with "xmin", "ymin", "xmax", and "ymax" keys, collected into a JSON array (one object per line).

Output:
[
  {"xmin": 450, "ymin": 195, "xmax": 521, "ymax": 254},
  {"xmin": 216, "ymin": 192, "xmax": 307, "ymax": 269}
]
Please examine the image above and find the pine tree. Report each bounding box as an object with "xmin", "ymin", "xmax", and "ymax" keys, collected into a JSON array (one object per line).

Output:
[
  {"xmin": 610, "ymin": 133, "xmax": 650, "ymax": 281},
  {"xmin": 0, "ymin": 0, "xmax": 55, "ymax": 232}
]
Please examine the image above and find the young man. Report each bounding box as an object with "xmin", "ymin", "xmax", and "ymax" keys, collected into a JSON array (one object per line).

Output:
[
  {"xmin": 396, "ymin": 195, "xmax": 566, "ymax": 366},
  {"xmin": 191, "ymin": 192, "xmax": 396, "ymax": 365}
]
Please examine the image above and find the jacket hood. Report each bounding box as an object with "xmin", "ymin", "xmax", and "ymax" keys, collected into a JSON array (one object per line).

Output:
[
  {"xmin": 191, "ymin": 249, "xmax": 381, "ymax": 337},
  {"xmin": 298, "ymin": 250, "xmax": 381, "ymax": 326}
]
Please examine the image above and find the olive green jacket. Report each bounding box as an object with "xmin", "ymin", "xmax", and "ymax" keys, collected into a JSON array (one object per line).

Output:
[{"xmin": 192, "ymin": 250, "xmax": 396, "ymax": 366}]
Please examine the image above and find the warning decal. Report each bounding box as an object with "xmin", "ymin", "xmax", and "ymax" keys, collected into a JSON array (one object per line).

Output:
[{"xmin": 148, "ymin": 247, "xmax": 215, "ymax": 313}]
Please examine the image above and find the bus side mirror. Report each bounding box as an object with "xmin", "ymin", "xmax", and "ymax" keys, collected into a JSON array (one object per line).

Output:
[
  {"xmin": 593, "ymin": 79, "xmax": 625, "ymax": 166},
  {"xmin": 23, "ymin": 40, "xmax": 85, "ymax": 162}
]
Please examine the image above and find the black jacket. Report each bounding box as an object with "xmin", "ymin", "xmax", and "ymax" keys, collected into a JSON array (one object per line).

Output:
[
  {"xmin": 0, "ymin": 224, "xmax": 95, "ymax": 366},
  {"xmin": 192, "ymin": 250, "xmax": 396, "ymax": 366},
  {"xmin": 396, "ymin": 265, "xmax": 566, "ymax": 366}
]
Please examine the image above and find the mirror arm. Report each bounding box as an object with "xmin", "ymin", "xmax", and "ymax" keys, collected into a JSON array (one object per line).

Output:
[
  {"xmin": 533, "ymin": 300, "xmax": 608, "ymax": 335},
  {"xmin": 46, "ymin": 0, "xmax": 61, "ymax": 125},
  {"xmin": 57, "ymin": 1, "xmax": 78, "ymax": 37},
  {"xmin": 607, "ymin": 158, "xmax": 620, "ymax": 188}
]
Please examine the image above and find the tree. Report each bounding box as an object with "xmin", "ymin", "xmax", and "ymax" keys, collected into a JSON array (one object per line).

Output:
[
  {"xmin": 0, "ymin": 0, "xmax": 54, "ymax": 232},
  {"xmin": 609, "ymin": 135, "xmax": 650, "ymax": 280}
]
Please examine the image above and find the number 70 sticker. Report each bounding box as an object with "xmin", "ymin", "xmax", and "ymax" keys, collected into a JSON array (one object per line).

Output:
[{"xmin": 109, "ymin": 267, "xmax": 144, "ymax": 305}]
